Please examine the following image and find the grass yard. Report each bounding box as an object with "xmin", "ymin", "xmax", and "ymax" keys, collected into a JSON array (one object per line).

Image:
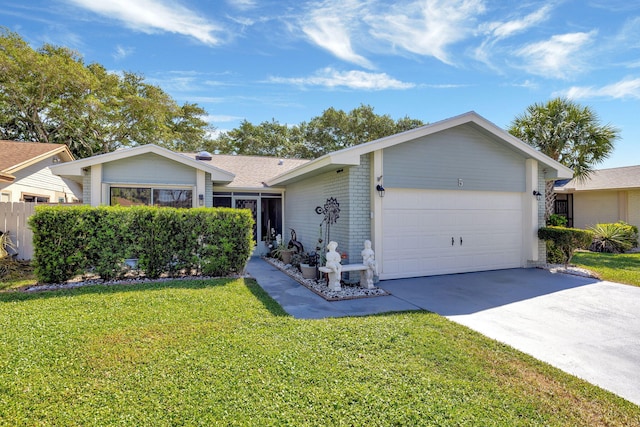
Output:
[
  {"xmin": 572, "ymin": 251, "xmax": 640, "ymax": 287},
  {"xmin": 1, "ymin": 278, "xmax": 639, "ymax": 426}
]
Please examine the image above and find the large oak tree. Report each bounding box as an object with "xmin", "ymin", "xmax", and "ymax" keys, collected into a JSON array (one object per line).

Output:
[
  {"xmin": 206, "ymin": 104, "xmax": 425, "ymax": 158},
  {"xmin": 0, "ymin": 29, "xmax": 211, "ymax": 158}
]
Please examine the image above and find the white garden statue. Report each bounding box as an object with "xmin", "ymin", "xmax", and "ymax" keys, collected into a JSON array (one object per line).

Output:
[
  {"xmin": 361, "ymin": 240, "xmax": 377, "ymax": 289},
  {"xmin": 324, "ymin": 241, "xmax": 343, "ymax": 291}
]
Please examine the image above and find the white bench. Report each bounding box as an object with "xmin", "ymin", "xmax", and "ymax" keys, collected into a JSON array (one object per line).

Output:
[{"xmin": 318, "ymin": 264, "xmax": 373, "ymax": 291}]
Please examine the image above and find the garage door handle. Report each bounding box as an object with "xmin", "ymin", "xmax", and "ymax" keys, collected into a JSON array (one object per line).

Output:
[
  {"xmin": 460, "ymin": 237, "xmax": 463, "ymax": 246},
  {"xmin": 451, "ymin": 237, "xmax": 454, "ymax": 246}
]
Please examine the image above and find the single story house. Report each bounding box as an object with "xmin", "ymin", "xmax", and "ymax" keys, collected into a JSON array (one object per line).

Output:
[
  {"xmin": 52, "ymin": 111, "xmax": 573, "ymax": 280},
  {"xmin": 554, "ymin": 165, "xmax": 640, "ymax": 230},
  {"xmin": 0, "ymin": 140, "xmax": 82, "ymax": 203}
]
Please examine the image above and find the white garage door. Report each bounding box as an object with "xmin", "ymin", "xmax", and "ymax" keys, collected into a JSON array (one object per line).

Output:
[{"xmin": 381, "ymin": 189, "xmax": 523, "ymax": 280}]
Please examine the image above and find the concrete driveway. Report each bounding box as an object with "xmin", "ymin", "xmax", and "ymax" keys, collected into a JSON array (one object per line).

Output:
[
  {"xmin": 248, "ymin": 258, "xmax": 640, "ymax": 406},
  {"xmin": 380, "ymin": 268, "xmax": 640, "ymax": 407}
]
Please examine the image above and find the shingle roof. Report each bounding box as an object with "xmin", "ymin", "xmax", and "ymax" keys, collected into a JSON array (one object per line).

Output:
[
  {"xmin": 555, "ymin": 165, "xmax": 640, "ymax": 191},
  {"xmin": 180, "ymin": 153, "xmax": 310, "ymax": 188},
  {"xmin": 0, "ymin": 140, "xmax": 73, "ymax": 172}
]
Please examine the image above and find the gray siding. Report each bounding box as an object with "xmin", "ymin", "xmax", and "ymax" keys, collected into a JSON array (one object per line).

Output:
[
  {"xmin": 102, "ymin": 153, "xmax": 196, "ymax": 185},
  {"xmin": 384, "ymin": 124, "xmax": 526, "ymax": 192},
  {"xmin": 285, "ymin": 154, "xmax": 371, "ymax": 279}
]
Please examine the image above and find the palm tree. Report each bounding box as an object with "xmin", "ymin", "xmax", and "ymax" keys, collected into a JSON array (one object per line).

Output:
[{"xmin": 509, "ymin": 97, "xmax": 619, "ymax": 219}]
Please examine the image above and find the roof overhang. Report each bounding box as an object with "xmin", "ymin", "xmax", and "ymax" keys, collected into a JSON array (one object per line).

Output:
[
  {"xmin": 554, "ymin": 184, "xmax": 640, "ymax": 193},
  {"xmin": 267, "ymin": 111, "xmax": 574, "ymax": 186},
  {"xmin": 51, "ymin": 144, "xmax": 236, "ymax": 183},
  {"xmin": 5, "ymin": 144, "xmax": 74, "ymax": 175},
  {"xmin": 0, "ymin": 171, "xmax": 15, "ymax": 183}
]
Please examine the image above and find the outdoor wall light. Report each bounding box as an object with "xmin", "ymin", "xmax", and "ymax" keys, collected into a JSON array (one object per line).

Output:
[
  {"xmin": 532, "ymin": 190, "xmax": 542, "ymax": 201},
  {"xmin": 198, "ymin": 194, "xmax": 204, "ymax": 206},
  {"xmin": 376, "ymin": 184, "xmax": 386, "ymax": 198}
]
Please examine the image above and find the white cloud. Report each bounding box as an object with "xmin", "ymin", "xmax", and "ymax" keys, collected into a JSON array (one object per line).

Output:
[
  {"xmin": 561, "ymin": 77, "xmax": 640, "ymax": 100},
  {"xmin": 66, "ymin": 0, "xmax": 224, "ymax": 45},
  {"xmin": 268, "ymin": 67, "xmax": 415, "ymax": 90},
  {"xmin": 515, "ymin": 31, "xmax": 597, "ymax": 79},
  {"xmin": 226, "ymin": 0, "xmax": 256, "ymax": 11},
  {"xmin": 475, "ymin": 5, "xmax": 553, "ymax": 71},
  {"xmin": 113, "ymin": 45, "xmax": 134, "ymax": 60},
  {"xmin": 483, "ymin": 5, "xmax": 552, "ymax": 40},
  {"xmin": 205, "ymin": 114, "xmax": 244, "ymax": 122},
  {"xmin": 367, "ymin": 0, "xmax": 485, "ymax": 65},
  {"xmin": 301, "ymin": 0, "xmax": 374, "ymax": 69}
]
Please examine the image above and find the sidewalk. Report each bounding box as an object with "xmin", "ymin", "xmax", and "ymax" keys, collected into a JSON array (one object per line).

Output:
[{"xmin": 245, "ymin": 257, "xmax": 420, "ymax": 319}]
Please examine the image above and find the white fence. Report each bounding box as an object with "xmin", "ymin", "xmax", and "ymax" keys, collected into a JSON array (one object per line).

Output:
[{"xmin": 1, "ymin": 202, "xmax": 36, "ymax": 260}]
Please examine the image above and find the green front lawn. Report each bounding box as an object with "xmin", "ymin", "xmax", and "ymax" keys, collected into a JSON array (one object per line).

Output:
[
  {"xmin": 572, "ymin": 251, "xmax": 640, "ymax": 287},
  {"xmin": 1, "ymin": 278, "xmax": 638, "ymax": 425}
]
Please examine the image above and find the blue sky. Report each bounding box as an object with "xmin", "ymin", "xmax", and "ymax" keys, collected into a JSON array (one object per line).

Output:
[{"xmin": 2, "ymin": 0, "xmax": 639, "ymax": 168}]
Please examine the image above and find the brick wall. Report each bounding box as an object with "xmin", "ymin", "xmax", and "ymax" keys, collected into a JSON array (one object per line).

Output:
[
  {"xmin": 83, "ymin": 169, "xmax": 91, "ymax": 205},
  {"xmin": 345, "ymin": 154, "xmax": 371, "ymax": 266},
  {"xmin": 535, "ymin": 168, "xmax": 547, "ymax": 266}
]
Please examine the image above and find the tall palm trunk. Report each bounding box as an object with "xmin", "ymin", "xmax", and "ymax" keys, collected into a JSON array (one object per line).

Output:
[{"xmin": 544, "ymin": 180, "xmax": 556, "ymax": 222}]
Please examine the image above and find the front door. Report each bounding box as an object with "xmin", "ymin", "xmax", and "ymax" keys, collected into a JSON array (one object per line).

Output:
[{"xmin": 235, "ymin": 199, "xmax": 258, "ymax": 245}]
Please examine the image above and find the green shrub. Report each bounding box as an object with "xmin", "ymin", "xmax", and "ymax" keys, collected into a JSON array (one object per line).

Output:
[
  {"xmin": 29, "ymin": 206, "xmax": 254, "ymax": 283},
  {"xmin": 589, "ymin": 222, "xmax": 639, "ymax": 253},
  {"xmin": 547, "ymin": 214, "xmax": 568, "ymax": 227},
  {"xmin": 545, "ymin": 241, "xmax": 565, "ymax": 264},
  {"xmin": 538, "ymin": 226, "xmax": 593, "ymax": 266},
  {"xmin": 29, "ymin": 205, "xmax": 90, "ymax": 283}
]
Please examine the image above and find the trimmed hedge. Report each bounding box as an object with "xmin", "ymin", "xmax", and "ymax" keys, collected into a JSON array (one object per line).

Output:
[
  {"xmin": 28, "ymin": 206, "xmax": 254, "ymax": 283},
  {"xmin": 538, "ymin": 226, "xmax": 593, "ymax": 266}
]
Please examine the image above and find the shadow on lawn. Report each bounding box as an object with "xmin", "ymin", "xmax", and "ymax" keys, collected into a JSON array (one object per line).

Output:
[
  {"xmin": 0, "ymin": 276, "xmax": 237, "ymax": 303},
  {"xmin": 0, "ymin": 276, "xmax": 292, "ymax": 317},
  {"xmin": 244, "ymin": 279, "xmax": 290, "ymax": 317}
]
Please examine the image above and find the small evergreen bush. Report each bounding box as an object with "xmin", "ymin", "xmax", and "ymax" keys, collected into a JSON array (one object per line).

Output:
[
  {"xmin": 545, "ymin": 241, "xmax": 565, "ymax": 264},
  {"xmin": 547, "ymin": 214, "xmax": 568, "ymax": 227},
  {"xmin": 538, "ymin": 226, "xmax": 593, "ymax": 266}
]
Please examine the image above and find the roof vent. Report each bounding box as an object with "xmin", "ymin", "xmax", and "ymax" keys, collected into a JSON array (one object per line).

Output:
[{"xmin": 195, "ymin": 150, "xmax": 213, "ymax": 161}]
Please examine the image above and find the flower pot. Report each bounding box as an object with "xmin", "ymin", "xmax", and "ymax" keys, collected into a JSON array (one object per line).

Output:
[
  {"xmin": 280, "ymin": 249, "xmax": 294, "ymax": 264},
  {"xmin": 300, "ymin": 263, "xmax": 317, "ymax": 280}
]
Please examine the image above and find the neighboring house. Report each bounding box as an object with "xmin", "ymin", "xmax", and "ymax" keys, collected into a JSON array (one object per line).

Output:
[
  {"xmin": 52, "ymin": 112, "xmax": 573, "ymax": 281},
  {"xmin": 554, "ymin": 165, "xmax": 640, "ymax": 230},
  {"xmin": 0, "ymin": 140, "xmax": 81, "ymax": 203}
]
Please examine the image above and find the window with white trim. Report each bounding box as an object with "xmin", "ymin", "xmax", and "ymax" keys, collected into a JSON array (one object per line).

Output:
[{"xmin": 110, "ymin": 187, "xmax": 193, "ymax": 208}]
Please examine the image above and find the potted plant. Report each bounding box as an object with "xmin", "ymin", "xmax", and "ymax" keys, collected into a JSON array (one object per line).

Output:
[
  {"xmin": 272, "ymin": 241, "xmax": 294, "ymax": 264},
  {"xmin": 299, "ymin": 251, "xmax": 318, "ymax": 280}
]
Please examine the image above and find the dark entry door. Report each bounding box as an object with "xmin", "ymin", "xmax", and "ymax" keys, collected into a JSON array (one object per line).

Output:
[{"xmin": 235, "ymin": 199, "xmax": 258, "ymax": 243}]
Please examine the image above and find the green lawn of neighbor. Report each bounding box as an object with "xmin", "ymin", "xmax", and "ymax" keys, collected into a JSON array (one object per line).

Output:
[
  {"xmin": 1, "ymin": 278, "xmax": 638, "ymax": 426},
  {"xmin": 572, "ymin": 251, "xmax": 640, "ymax": 287}
]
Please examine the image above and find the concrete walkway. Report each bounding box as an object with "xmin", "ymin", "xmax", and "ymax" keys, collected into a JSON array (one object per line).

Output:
[
  {"xmin": 245, "ymin": 257, "xmax": 421, "ymax": 318},
  {"xmin": 246, "ymin": 257, "xmax": 640, "ymax": 406}
]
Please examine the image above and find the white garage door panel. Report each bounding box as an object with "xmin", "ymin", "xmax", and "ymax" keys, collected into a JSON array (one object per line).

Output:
[{"xmin": 381, "ymin": 189, "xmax": 523, "ymax": 279}]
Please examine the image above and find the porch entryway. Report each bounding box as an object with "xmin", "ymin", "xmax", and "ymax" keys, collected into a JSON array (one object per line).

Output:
[{"xmin": 214, "ymin": 191, "xmax": 283, "ymax": 255}]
